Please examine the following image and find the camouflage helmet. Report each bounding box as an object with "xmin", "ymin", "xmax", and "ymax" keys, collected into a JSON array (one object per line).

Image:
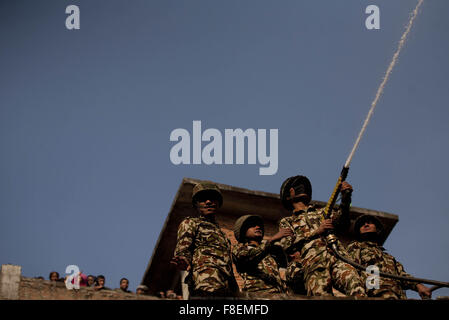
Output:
[
  {"xmin": 280, "ymin": 175, "xmax": 312, "ymax": 210},
  {"xmin": 233, "ymin": 215, "xmax": 264, "ymax": 243},
  {"xmin": 353, "ymin": 214, "xmax": 384, "ymax": 239},
  {"xmin": 192, "ymin": 183, "xmax": 223, "ymax": 207}
]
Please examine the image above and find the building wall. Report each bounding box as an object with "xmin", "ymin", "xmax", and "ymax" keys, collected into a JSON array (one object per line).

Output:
[
  {"xmin": 1, "ymin": 264, "xmax": 157, "ymax": 300},
  {"xmin": 18, "ymin": 278, "xmax": 157, "ymax": 300}
]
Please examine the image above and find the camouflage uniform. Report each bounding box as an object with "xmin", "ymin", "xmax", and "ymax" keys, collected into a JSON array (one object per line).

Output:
[
  {"xmin": 285, "ymin": 260, "xmax": 306, "ymax": 295},
  {"xmin": 278, "ymin": 205, "xmax": 366, "ymax": 296},
  {"xmin": 233, "ymin": 240, "xmax": 287, "ymax": 293},
  {"xmin": 347, "ymin": 240, "xmax": 417, "ymax": 299},
  {"xmin": 174, "ymin": 215, "xmax": 238, "ymax": 296}
]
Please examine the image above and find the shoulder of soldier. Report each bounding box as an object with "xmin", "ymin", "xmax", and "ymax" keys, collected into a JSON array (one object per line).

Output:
[
  {"xmin": 279, "ymin": 216, "xmax": 294, "ymax": 225},
  {"xmin": 347, "ymin": 240, "xmax": 362, "ymax": 250},
  {"xmin": 180, "ymin": 216, "xmax": 201, "ymax": 223},
  {"xmin": 232, "ymin": 242, "xmax": 253, "ymax": 258},
  {"xmin": 382, "ymin": 249, "xmax": 395, "ymax": 259},
  {"xmin": 178, "ymin": 216, "xmax": 202, "ymax": 230},
  {"xmin": 232, "ymin": 242, "xmax": 247, "ymax": 251}
]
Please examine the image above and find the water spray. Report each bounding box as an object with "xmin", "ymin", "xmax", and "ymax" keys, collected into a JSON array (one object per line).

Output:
[
  {"xmin": 321, "ymin": 0, "xmax": 449, "ymax": 291},
  {"xmin": 324, "ymin": 0, "xmax": 425, "ymax": 222}
]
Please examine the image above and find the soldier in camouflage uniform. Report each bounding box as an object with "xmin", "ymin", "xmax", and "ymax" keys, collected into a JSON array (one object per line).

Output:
[
  {"xmin": 171, "ymin": 183, "xmax": 238, "ymax": 297},
  {"xmin": 232, "ymin": 215, "xmax": 292, "ymax": 294},
  {"xmin": 277, "ymin": 175, "xmax": 366, "ymax": 297},
  {"xmin": 347, "ymin": 214, "xmax": 432, "ymax": 299}
]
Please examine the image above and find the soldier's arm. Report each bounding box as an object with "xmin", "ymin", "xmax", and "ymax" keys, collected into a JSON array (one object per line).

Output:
[
  {"xmin": 294, "ymin": 222, "xmax": 320, "ymax": 244},
  {"xmin": 278, "ymin": 218, "xmax": 320, "ymax": 254},
  {"xmin": 173, "ymin": 218, "xmax": 196, "ymax": 264},
  {"xmin": 331, "ymin": 183, "xmax": 352, "ymax": 232},
  {"xmin": 345, "ymin": 242, "xmax": 366, "ymax": 281},
  {"xmin": 276, "ymin": 219, "xmax": 295, "ymax": 252},
  {"xmin": 232, "ymin": 242, "xmax": 270, "ymax": 265}
]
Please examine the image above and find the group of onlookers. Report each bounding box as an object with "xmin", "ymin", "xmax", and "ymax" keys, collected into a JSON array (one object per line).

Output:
[
  {"xmin": 36, "ymin": 271, "xmax": 180, "ymax": 298},
  {"xmin": 39, "ymin": 271, "xmax": 146, "ymax": 294}
]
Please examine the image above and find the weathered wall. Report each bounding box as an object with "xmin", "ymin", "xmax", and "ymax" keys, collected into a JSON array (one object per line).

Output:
[
  {"xmin": 1, "ymin": 264, "xmax": 157, "ymax": 300},
  {"xmin": 18, "ymin": 278, "xmax": 158, "ymax": 300}
]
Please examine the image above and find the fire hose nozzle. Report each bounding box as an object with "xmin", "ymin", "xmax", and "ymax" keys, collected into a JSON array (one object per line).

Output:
[{"xmin": 326, "ymin": 233, "xmax": 338, "ymax": 247}]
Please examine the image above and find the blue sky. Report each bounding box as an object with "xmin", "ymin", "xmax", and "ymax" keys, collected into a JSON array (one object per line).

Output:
[{"xmin": 1, "ymin": 0, "xmax": 448, "ymax": 298}]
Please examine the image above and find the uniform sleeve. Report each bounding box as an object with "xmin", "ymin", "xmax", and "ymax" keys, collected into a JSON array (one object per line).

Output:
[
  {"xmin": 173, "ymin": 218, "xmax": 196, "ymax": 263},
  {"xmin": 345, "ymin": 242, "xmax": 367, "ymax": 282},
  {"xmin": 277, "ymin": 217, "xmax": 319, "ymax": 254},
  {"xmin": 232, "ymin": 242, "xmax": 271, "ymax": 265},
  {"xmin": 394, "ymin": 259, "xmax": 418, "ymax": 291},
  {"xmin": 276, "ymin": 218, "xmax": 295, "ymax": 252}
]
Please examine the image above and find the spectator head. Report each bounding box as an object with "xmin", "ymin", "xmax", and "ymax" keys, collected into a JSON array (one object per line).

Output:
[
  {"xmin": 87, "ymin": 275, "xmax": 96, "ymax": 287},
  {"xmin": 49, "ymin": 271, "xmax": 59, "ymax": 282},
  {"xmin": 136, "ymin": 285, "xmax": 149, "ymax": 295},
  {"xmin": 96, "ymin": 275, "xmax": 105, "ymax": 287},
  {"xmin": 120, "ymin": 278, "xmax": 129, "ymax": 291}
]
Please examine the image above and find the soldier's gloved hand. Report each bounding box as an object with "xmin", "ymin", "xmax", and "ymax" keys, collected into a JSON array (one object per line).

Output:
[
  {"xmin": 416, "ymin": 284, "xmax": 432, "ymax": 299},
  {"xmin": 269, "ymin": 228, "xmax": 294, "ymax": 243},
  {"xmin": 317, "ymin": 219, "xmax": 334, "ymax": 235},
  {"xmin": 170, "ymin": 256, "xmax": 191, "ymax": 271}
]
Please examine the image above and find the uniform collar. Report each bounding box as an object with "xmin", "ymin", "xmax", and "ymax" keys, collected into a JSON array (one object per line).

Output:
[
  {"xmin": 199, "ymin": 214, "xmax": 217, "ymax": 224},
  {"xmin": 363, "ymin": 240, "xmax": 386, "ymax": 251},
  {"xmin": 292, "ymin": 204, "xmax": 316, "ymax": 216},
  {"xmin": 246, "ymin": 240, "xmax": 263, "ymax": 247}
]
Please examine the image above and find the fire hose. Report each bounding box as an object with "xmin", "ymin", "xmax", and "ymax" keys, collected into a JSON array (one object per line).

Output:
[{"xmin": 320, "ymin": 0, "xmax": 449, "ymax": 294}]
